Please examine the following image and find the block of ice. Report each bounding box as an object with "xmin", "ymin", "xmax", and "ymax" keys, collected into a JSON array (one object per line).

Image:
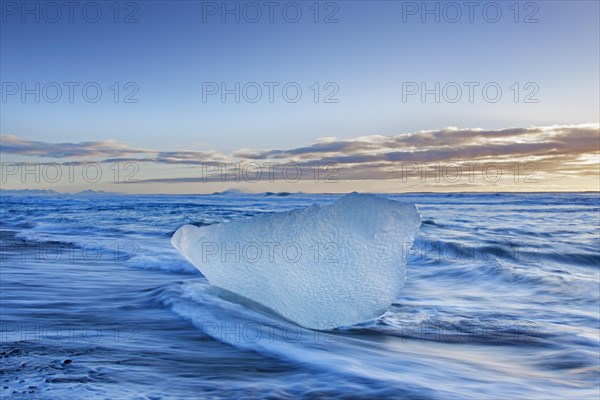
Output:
[{"xmin": 172, "ymin": 193, "xmax": 421, "ymax": 329}]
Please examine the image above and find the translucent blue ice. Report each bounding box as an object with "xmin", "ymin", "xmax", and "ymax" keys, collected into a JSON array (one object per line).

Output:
[{"xmin": 172, "ymin": 193, "xmax": 421, "ymax": 329}]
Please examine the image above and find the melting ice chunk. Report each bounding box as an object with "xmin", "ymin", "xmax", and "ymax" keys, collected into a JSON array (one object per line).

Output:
[{"xmin": 172, "ymin": 193, "xmax": 421, "ymax": 329}]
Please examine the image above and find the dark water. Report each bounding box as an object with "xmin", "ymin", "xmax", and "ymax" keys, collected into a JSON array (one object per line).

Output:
[{"xmin": 1, "ymin": 192, "xmax": 598, "ymax": 399}]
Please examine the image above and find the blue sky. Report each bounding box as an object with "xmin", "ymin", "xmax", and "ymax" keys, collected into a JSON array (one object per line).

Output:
[{"xmin": 1, "ymin": 1, "xmax": 599, "ymax": 193}]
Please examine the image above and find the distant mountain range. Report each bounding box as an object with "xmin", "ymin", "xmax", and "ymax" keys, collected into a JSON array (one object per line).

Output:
[
  {"xmin": 0, "ymin": 188, "xmax": 304, "ymax": 196},
  {"xmin": 211, "ymin": 189, "xmax": 298, "ymax": 196},
  {"xmin": 0, "ymin": 189, "xmax": 121, "ymax": 196}
]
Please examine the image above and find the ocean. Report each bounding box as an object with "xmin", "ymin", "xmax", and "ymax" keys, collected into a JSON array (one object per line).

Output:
[{"xmin": 0, "ymin": 192, "xmax": 598, "ymax": 399}]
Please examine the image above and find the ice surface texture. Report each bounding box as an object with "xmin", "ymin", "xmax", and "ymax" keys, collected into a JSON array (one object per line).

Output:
[{"xmin": 172, "ymin": 193, "xmax": 421, "ymax": 329}]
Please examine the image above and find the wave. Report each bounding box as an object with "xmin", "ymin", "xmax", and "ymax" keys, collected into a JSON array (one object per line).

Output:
[
  {"xmin": 158, "ymin": 279, "xmax": 598, "ymax": 399},
  {"xmin": 127, "ymin": 251, "xmax": 199, "ymax": 274}
]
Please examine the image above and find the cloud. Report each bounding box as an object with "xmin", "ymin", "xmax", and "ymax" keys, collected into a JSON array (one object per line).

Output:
[
  {"xmin": 2, "ymin": 124, "xmax": 598, "ymax": 184},
  {"xmin": 0, "ymin": 135, "xmax": 149, "ymax": 158}
]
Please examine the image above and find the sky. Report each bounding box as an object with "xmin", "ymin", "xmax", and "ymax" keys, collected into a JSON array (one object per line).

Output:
[{"xmin": 1, "ymin": 0, "xmax": 599, "ymax": 193}]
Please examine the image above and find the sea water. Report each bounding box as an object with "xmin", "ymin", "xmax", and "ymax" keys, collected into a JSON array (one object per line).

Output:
[{"xmin": 1, "ymin": 192, "xmax": 598, "ymax": 399}]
